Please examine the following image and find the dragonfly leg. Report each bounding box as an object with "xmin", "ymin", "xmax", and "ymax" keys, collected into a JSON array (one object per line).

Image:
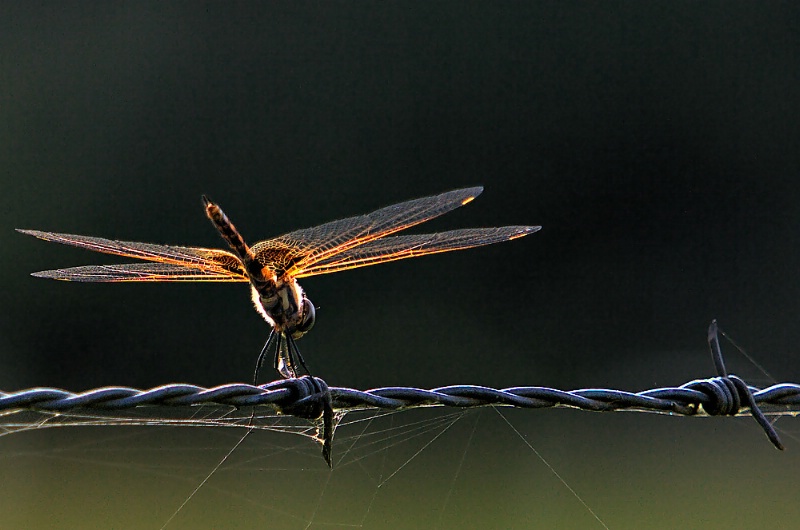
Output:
[
  {"xmin": 286, "ymin": 335, "xmax": 312, "ymax": 379},
  {"xmin": 253, "ymin": 329, "xmax": 277, "ymax": 385},
  {"xmin": 272, "ymin": 332, "xmax": 294, "ymax": 379},
  {"xmin": 274, "ymin": 332, "xmax": 307, "ymax": 379},
  {"xmin": 255, "ymin": 330, "xmax": 311, "ymax": 381}
]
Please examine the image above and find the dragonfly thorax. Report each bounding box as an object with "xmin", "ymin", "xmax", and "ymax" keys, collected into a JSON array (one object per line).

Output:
[{"xmin": 250, "ymin": 278, "xmax": 315, "ymax": 339}]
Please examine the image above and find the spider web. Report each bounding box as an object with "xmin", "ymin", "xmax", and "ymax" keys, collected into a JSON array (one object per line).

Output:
[
  {"xmin": 0, "ymin": 403, "xmax": 490, "ymax": 529},
  {"xmin": 0, "ymin": 401, "xmax": 619, "ymax": 529}
]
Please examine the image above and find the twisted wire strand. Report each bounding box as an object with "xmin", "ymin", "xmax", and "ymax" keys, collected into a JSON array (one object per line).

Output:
[
  {"xmin": 0, "ymin": 321, "xmax": 792, "ymax": 456},
  {"xmin": 3, "ymin": 378, "xmax": 798, "ymax": 416}
]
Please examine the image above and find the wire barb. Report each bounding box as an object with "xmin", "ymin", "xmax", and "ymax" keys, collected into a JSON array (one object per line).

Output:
[{"xmin": 704, "ymin": 320, "xmax": 784, "ymax": 450}]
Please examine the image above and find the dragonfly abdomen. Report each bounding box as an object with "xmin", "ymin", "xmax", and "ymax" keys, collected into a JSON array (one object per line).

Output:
[{"xmin": 203, "ymin": 196, "xmax": 271, "ymax": 285}]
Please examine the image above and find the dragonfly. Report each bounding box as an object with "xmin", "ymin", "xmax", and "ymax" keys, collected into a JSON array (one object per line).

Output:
[{"xmin": 18, "ymin": 187, "xmax": 540, "ymax": 383}]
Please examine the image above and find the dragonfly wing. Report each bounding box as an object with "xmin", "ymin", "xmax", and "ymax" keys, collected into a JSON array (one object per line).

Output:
[
  {"xmin": 31, "ymin": 263, "xmax": 250, "ymax": 282},
  {"xmin": 294, "ymin": 225, "xmax": 541, "ymax": 278},
  {"xmin": 254, "ymin": 187, "xmax": 485, "ymax": 275},
  {"xmin": 17, "ymin": 229, "xmax": 246, "ymax": 278}
]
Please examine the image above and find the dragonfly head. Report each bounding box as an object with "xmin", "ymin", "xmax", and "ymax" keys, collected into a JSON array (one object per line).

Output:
[{"xmin": 291, "ymin": 297, "xmax": 315, "ymax": 339}]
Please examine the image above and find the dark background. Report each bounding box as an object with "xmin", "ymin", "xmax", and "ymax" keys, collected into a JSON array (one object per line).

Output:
[{"xmin": 2, "ymin": 2, "xmax": 800, "ymax": 529}]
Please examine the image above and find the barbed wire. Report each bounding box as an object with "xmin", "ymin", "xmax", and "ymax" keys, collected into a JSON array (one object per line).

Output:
[
  {"xmin": 3, "ymin": 376, "xmax": 798, "ymax": 420},
  {"xmin": 0, "ymin": 321, "xmax": 794, "ymax": 463}
]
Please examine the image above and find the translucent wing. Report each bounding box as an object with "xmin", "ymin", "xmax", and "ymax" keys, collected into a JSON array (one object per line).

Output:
[
  {"xmin": 29, "ymin": 263, "xmax": 249, "ymax": 282},
  {"xmin": 251, "ymin": 187, "xmax": 485, "ymax": 275},
  {"xmin": 294, "ymin": 225, "xmax": 540, "ymax": 278},
  {"xmin": 17, "ymin": 229, "xmax": 247, "ymax": 281}
]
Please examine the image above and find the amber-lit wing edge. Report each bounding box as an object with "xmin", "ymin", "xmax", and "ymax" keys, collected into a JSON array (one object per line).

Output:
[
  {"xmin": 271, "ymin": 187, "xmax": 486, "ymax": 277},
  {"xmin": 15, "ymin": 229, "xmax": 248, "ymax": 282},
  {"xmin": 294, "ymin": 225, "xmax": 540, "ymax": 278}
]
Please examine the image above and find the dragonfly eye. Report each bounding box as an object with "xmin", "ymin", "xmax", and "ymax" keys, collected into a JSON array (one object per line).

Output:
[{"xmin": 293, "ymin": 298, "xmax": 315, "ymax": 338}]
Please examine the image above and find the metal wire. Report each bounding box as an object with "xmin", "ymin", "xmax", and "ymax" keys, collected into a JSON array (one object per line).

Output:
[
  {"xmin": 4, "ymin": 377, "xmax": 799, "ymax": 416},
  {"xmin": 0, "ymin": 321, "xmax": 794, "ymax": 461}
]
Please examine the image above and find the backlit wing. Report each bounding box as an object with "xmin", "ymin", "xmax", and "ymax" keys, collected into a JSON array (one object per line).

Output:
[
  {"xmin": 16, "ymin": 229, "xmax": 247, "ymax": 282},
  {"xmin": 29, "ymin": 263, "xmax": 248, "ymax": 282},
  {"xmin": 294, "ymin": 226, "xmax": 540, "ymax": 278},
  {"xmin": 252, "ymin": 187, "xmax": 486, "ymax": 275}
]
